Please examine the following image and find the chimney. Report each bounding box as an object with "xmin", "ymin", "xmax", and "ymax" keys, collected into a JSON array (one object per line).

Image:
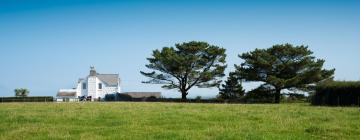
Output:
[{"xmin": 90, "ymin": 66, "xmax": 97, "ymax": 76}]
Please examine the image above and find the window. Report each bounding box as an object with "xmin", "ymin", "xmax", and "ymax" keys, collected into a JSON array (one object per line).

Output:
[
  {"xmin": 82, "ymin": 83, "xmax": 86, "ymax": 89},
  {"xmin": 98, "ymin": 83, "xmax": 102, "ymax": 89}
]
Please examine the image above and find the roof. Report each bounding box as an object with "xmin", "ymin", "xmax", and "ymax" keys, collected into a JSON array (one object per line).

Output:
[
  {"xmin": 97, "ymin": 74, "xmax": 119, "ymax": 86},
  {"xmin": 121, "ymin": 92, "xmax": 161, "ymax": 98},
  {"xmin": 78, "ymin": 78, "xmax": 85, "ymax": 83},
  {"xmin": 57, "ymin": 89, "xmax": 77, "ymax": 97}
]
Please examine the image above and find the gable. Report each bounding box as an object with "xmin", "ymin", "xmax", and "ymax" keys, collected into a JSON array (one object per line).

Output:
[{"xmin": 97, "ymin": 74, "xmax": 119, "ymax": 86}]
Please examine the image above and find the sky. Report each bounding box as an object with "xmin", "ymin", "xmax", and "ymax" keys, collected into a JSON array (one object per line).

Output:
[{"xmin": 0, "ymin": 0, "xmax": 359, "ymax": 98}]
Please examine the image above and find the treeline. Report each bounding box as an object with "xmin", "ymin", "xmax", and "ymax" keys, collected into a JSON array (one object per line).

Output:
[
  {"xmin": 140, "ymin": 41, "xmax": 360, "ymax": 106},
  {"xmin": 141, "ymin": 41, "xmax": 335, "ymax": 104}
]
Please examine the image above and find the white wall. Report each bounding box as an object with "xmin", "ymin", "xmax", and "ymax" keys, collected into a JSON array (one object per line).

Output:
[
  {"xmin": 87, "ymin": 76, "xmax": 97, "ymax": 98},
  {"xmin": 75, "ymin": 76, "xmax": 121, "ymax": 99},
  {"xmin": 76, "ymin": 81, "xmax": 82, "ymax": 97},
  {"xmin": 95, "ymin": 77, "xmax": 118, "ymax": 98}
]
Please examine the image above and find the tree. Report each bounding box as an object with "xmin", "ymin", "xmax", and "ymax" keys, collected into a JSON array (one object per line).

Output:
[
  {"xmin": 244, "ymin": 84, "xmax": 275, "ymax": 103},
  {"xmin": 235, "ymin": 43, "xmax": 335, "ymax": 103},
  {"xmin": 218, "ymin": 72, "xmax": 245, "ymax": 99},
  {"xmin": 14, "ymin": 88, "xmax": 29, "ymax": 97},
  {"xmin": 141, "ymin": 41, "xmax": 227, "ymax": 100}
]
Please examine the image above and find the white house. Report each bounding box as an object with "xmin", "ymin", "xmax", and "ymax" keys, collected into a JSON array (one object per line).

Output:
[{"xmin": 56, "ymin": 67, "xmax": 121, "ymax": 101}]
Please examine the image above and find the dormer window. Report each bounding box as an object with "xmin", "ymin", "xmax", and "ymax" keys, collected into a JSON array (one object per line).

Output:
[
  {"xmin": 82, "ymin": 83, "xmax": 87, "ymax": 89},
  {"xmin": 98, "ymin": 83, "xmax": 102, "ymax": 89}
]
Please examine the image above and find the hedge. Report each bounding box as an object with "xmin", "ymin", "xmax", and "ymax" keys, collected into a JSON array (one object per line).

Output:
[
  {"xmin": 105, "ymin": 93, "xmax": 159, "ymax": 102},
  {"xmin": 0, "ymin": 96, "xmax": 54, "ymax": 102},
  {"xmin": 312, "ymin": 81, "xmax": 360, "ymax": 106}
]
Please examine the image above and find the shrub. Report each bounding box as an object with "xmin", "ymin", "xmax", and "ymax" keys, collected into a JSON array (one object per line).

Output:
[
  {"xmin": 312, "ymin": 81, "xmax": 360, "ymax": 106},
  {"xmin": 195, "ymin": 96, "xmax": 202, "ymax": 102},
  {"xmin": 105, "ymin": 93, "xmax": 134, "ymax": 101},
  {"xmin": 144, "ymin": 96, "xmax": 158, "ymax": 102},
  {"xmin": 116, "ymin": 94, "xmax": 133, "ymax": 101},
  {"xmin": 283, "ymin": 93, "xmax": 307, "ymax": 103},
  {"xmin": 104, "ymin": 94, "xmax": 115, "ymax": 101}
]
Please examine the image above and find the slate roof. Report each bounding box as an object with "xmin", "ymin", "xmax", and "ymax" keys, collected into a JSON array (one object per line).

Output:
[
  {"xmin": 97, "ymin": 74, "xmax": 119, "ymax": 86},
  {"xmin": 57, "ymin": 91, "xmax": 77, "ymax": 97}
]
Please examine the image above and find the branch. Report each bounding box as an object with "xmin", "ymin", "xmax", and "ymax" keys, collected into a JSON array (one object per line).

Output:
[{"xmin": 186, "ymin": 56, "xmax": 217, "ymax": 91}]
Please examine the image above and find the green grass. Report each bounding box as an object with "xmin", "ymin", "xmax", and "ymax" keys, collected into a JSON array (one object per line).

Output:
[{"xmin": 0, "ymin": 102, "xmax": 359, "ymax": 140}]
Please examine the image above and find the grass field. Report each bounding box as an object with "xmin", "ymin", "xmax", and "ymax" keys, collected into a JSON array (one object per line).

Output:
[{"xmin": 0, "ymin": 102, "xmax": 359, "ymax": 140}]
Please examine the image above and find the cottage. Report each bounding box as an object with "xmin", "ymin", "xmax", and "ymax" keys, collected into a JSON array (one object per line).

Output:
[
  {"xmin": 56, "ymin": 89, "xmax": 79, "ymax": 102},
  {"xmin": 57, "ymin": 67, "xmax": 121, "ymax": 101}
]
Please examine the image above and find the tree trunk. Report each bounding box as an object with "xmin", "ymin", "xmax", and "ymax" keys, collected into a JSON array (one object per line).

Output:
[
  {"xmin": 274, "ymin": 88, "xmax": 281, "ymax": 103},
  {"xmin": 181, "ymin": 90, "xmax": 187, "ymax": 101}
]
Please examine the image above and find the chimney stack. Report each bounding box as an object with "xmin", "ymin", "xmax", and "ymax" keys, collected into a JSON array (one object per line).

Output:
[{"xmin": 90, "ymin": 66, "xmax": 97, "ymax": 76}]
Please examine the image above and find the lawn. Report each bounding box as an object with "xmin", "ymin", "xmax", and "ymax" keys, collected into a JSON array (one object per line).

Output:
[{"xmin": 0, "ymin": 102, "xmax": 359, "ymax": 140}]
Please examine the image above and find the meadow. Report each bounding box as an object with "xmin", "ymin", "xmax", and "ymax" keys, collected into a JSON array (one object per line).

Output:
[{"xmin": 0, "ymin": 102, "xmax": 359, "ymax": 140}]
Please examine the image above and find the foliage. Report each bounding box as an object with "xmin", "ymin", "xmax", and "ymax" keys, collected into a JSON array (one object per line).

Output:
[
  {"xmin": 105, "ymin": 94, "xmax": 115, "ymax": 101},
  {"xmin": 0, "ymin": 103, "xmax": 359, "ymax": 139},
  {"xmin": 14, "ymin": 88, "xmax": 29, "ymax": 97},
  {"xmin": 105, "ymin": 93, "xmax": 133, "ymax": 101},
  {"xmin": 218, "ymin": 72, "xmax": 245, "ymax": 99},
  {"xmin": 312, "ymin": 81, "xmax": 360, "ymax": 106},
  {"xmin": 244, "ymin": 84, "xmax": 275, "ymax": 103},
  {"xmin": 283, "ymin": 93, "xmax": 307, "ymax": 103},
  {"xmin": 195, "ymin": 96, "xmax": 202, "ymax": 102},
  {"xmin": 141, "ymin": 41, "xmax": 227, "ymax": 100},
  {"xmin": 145, "ymin": 96, "xmax": 158, "ymax": 102},
  {"xmin": 235, "ymin": 43, "xmax": 335, "ymax": 103},
  {"xmin": 116, "ymin": 94, "xmax": 134, "ymax": 101}
]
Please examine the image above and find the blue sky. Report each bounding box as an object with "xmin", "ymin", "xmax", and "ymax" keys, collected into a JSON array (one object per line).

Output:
[{"xmin": 0, "ymin": 0, "xmax": 359, "ymax": 98}]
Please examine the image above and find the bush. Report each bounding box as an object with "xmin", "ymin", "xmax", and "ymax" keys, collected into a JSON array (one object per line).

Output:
[
  {"xmin": 143, "ymin": 96, "xmax": 158, "ymax": 102},
  {"xmin": 283, "ymin": 93, "xmax": 307, "ymax": 103},
  {"xmin": 116, "ymin": 94, "xmax": 133, "ymax": 101},
  {"xmin": 105, "ymin": 94, "xmax": 115, "ymax": 101},
  {"xmin": 312, "ymin": 81, "xmax": 360, "ymax": 106},
  {"xmin": 195, "ymin": 96, "xmax": 202, "ymax": 102},
  {"xmin": 105, "ymin": 93, "xmax": 133, "ymax": 101}
]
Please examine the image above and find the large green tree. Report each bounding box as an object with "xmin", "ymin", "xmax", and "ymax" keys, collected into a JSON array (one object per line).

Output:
[
  {"xmin": 14, "ymin": 88, "xmax": 29, "ymax": 97},
  {"xmin": 235, "ymin": 43, "xmax": 335, "ymax": 103},
  {"xmin": 218, "ymin": 72, "xmax": 245, "ymax": 99},
  {"xmin": 141, "ymin": 41, "xmax": 227, "ymax": 100}
]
